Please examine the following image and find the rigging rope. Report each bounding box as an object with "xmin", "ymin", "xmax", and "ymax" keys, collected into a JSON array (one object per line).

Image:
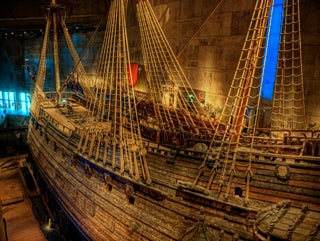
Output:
[
  {"xmin": 271, "ymin": 0, "xmax": 306, "ymax": 130},
  {"xmin": 194, "ymin": 0, "xmax": 274, "ymax": 201},
  {"xmin": 193, "ymin": 0, "xmax": 306, "ymax": 203},
  {"xmin": 136, "ymin": 0, "xmax": 210, "ymax": 137},
  {"xmin": 60, "ymin": 17, "xmax": 94, "ymax": 100},
  {"xmin": 84, "ymin": 0, "xmax": 151, "ymax": 184}
]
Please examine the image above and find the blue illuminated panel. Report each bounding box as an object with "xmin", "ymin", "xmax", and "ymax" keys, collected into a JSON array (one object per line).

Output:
[
  {"xmin": 261, "ymin": 0, "xmax": 284, "ymax": 100},
  {"xmin": 0, "ymin": 91, "xmax": 31, "ymax": 115}
]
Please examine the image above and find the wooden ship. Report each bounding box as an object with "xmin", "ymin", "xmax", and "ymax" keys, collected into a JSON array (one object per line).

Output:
[{"xmin": 27, "ymin": 0, "xmax": 320, "ymax": 240}]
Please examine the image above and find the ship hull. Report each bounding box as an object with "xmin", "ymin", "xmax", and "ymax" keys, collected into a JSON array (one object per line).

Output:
[
  {"xmin": 27, "ymin": 114, "xmax": 257, "ymax": 240},
  {"xmin": 27, "ymin": 108, "xmax": 320, "ymax": 240}
]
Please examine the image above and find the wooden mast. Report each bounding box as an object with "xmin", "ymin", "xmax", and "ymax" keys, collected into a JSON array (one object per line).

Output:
[
  {"xmin": 51, "ymin": 0, "xmax": 62, "ymax": 103},
  {"xmin": 29, "ymin": 0, "xmax": 65, "ymax": 118}
]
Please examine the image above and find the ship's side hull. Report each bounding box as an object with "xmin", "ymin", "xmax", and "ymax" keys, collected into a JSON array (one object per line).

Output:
[
  {"xmin": 27, "ymin": 112, "xmax": 320, "ymax": 240},
  {"xmin": 28, "ymin": 116, "xmax": 256, "ymax": 241}
]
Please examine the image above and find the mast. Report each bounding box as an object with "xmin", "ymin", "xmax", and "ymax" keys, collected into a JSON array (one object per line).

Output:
[
  {"xmin": 31, "ymin": 0, "xmax": 94, "ymax": 105},
  {"xmin": 51, "ymin": 0, "xmax": 62, "ymax": 103},
  {"xmin": 30, "ymin": 0, "xmax": 65, "ymax": 118}
]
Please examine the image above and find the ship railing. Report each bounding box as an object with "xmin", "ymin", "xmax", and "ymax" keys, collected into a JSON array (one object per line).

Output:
[
  {"xmin": 143, "ymin": 139, "xmax": 217, "ymax": 161},
  {"xmin": 243, "ymin": 128, "xmax": 320, "ymax": 139},
  {"xmin": 238, "ymin": 129, "xmax": 319, "ymax": 156},
  {"xmin": 143, "ymin": 134, "xmax": 320, "ymax": 167},
  {"xmin": 42, "ymin": 91, "xmax": 74, "ymax": 102},
  {"xmin": 39, "ymin": 109, "xmax": 75, "ymax": 137},
  {"xmin": 37, "ymin": 96, "xmax": 78, "ymax": 138}
]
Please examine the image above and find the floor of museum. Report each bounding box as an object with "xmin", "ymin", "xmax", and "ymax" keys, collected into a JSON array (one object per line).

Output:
[{"xmin": 0, "ymin": 162, "xmax": 46, "ymax": 241}]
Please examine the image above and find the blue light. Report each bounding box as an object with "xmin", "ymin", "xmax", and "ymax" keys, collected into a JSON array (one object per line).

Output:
[
  {"xmin": 261, "ymin": 0, "xmax": 284, "ymax": 100},
  {"xmin": 0, "ymin": 91, "xmax": 31, "ymax": 116}
]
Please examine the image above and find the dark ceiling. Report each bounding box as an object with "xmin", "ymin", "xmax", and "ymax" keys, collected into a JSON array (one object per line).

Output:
[{"xmin": 0, "ymin": 0, "xmax": 111, "ymax": 39}]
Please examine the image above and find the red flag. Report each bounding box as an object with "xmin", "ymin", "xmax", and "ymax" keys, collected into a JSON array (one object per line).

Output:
[{"xmin": 128, "ymin": 63, "xmax": 139, "ymax": 87}]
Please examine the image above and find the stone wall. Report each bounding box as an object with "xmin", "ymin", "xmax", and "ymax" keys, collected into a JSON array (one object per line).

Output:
[{"xmin": 300, "ymin": 0, "xmax": 320, "ymax": 127}]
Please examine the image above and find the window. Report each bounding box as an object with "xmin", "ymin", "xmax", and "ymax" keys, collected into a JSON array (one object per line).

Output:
[
  {"xmin": 2, "ymin": 91, "xmax": 9, "ymax": 109},
  {"xmin": 261, "ymin": 0, "xmax": 284, "ymax": 100},
  {"xmin": 0, "ymin": 90, "xmax": 31, "ymax": 115},
  {"xmin": 9, "ymin": 92, "xmax": 15, "ymax": 110},
  {"xmin": 0, "ymin": 91, "xmax": 3, "ymax": 108},
  {"xmin": 20, "ymin": 92, "xmax": 31, "ymax": 112},
  {"xmin": 235, "ymin": 187, "xmax": 243, "ymax": 197}
]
